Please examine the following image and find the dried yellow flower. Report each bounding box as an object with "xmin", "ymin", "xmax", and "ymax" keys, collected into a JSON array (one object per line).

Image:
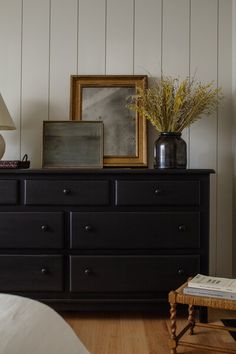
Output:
[{"xmin": 127, "ymin": 76, "xmax": 222, "ymax": 132}]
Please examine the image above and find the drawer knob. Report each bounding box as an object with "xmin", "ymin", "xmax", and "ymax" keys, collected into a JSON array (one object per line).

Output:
[
  {"xmin": 63, "ymin": 189, "xmax": 70, "ymax": 195},
  {"xmin": 178, "ymin": 224, "xmax": 187, "ymax": 232},
  {"xmin": 177, "ymin": 268, "xmax": 185, "ymax": 276},
  {"xmin": 41, "ymin": 225, "xmax": 48, "ymax": 232},
  {"xmin": 85, "ymin": 225, "xmax": 92, "ymax": 232},
  {"xmin": 154, "ymin": 188, "xmax": 161, "ymax": 195},
  {"xmin": 84, "ymin": 268, "xmax": 92, "ymax": 276},
  {"xmin": 41, "ymin": 268, "xmax": 48, "ymax": 275}
]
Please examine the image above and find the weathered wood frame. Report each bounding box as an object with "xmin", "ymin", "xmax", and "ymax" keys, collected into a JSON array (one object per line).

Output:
[{"xmin": 42, "ymin": 120, "xmax": 103, "ymax": 169}]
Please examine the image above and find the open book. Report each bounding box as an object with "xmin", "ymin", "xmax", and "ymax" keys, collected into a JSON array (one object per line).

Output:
[{"xmin": 187, "ymin": 274, "xmax": 236, "ymax": 293}]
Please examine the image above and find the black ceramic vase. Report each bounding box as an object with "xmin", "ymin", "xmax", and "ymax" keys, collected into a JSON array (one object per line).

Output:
[{"xmin": 154, "ymin": 132, "xmax": 187, "ymax": 169}]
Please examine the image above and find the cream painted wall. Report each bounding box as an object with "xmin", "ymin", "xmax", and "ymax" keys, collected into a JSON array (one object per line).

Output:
[{"xmin": 0, "ymin": 0, "xmax": 233, "ymax": 276}]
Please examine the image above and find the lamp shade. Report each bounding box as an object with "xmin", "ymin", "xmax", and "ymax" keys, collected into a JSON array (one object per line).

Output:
[{"xmin": 0, "ymin": 94, "xmax": 16, "ymax": 130}]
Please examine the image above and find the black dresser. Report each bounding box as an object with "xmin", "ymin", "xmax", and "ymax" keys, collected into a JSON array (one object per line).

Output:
[{"xmin": 0, "ymin": 169, "xmax": 213, "ymax": 311}]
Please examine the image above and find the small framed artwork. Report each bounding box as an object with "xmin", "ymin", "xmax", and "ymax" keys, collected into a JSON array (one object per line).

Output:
[
  {"xmin": 70, "ymin": 75, "xmax": 148, "ymax": 167},
  {"xmin": 42, "ymin": 121, "xmax": 103, "ymax": 168}
]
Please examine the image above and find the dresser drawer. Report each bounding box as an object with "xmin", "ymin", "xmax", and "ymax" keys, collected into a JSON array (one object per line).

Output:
[
  {"xmin": 70, "ymin": 255, "xmax": 200, "ymax": 292},
  {"xmin": 0, "ymin": 255, "xmax": 63, "ymax": 291},
  {"xmin": 70, "ymin": 212, "xmax": 200, "ymax": 249},
  {"xmin": 0, "ymin": 212, "xmax": 64, "ymax": 248},
  {"xmin": 115, "ymin": 180, "xmax": 200, "ymax": 205},
  {"xmin": 24, "ymin": 180, "xmax": 109, "ymax": 205},
  {"xmin": 0, "ymin": 180, "xmax": 18, "ymax": 204}
]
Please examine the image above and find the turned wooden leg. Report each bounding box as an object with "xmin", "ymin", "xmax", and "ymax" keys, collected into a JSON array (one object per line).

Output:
[
  {"xmin": 169, "ymin": 302, "xmax": 177, "ymax": 354},
  {"xmin": 188, "ymin": 304, "xmax": 195, "ymax": 335}
]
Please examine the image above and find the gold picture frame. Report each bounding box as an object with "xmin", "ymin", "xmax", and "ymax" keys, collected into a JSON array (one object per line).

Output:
[{"xmin": 70, "ymin": 75, "xmax": 148, "ymax": 167}]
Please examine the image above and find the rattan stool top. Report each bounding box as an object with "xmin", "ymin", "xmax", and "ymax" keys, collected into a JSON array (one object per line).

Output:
[{"xmin": 169, "ymin": 281, "xmax": 236, "ymax": 311}]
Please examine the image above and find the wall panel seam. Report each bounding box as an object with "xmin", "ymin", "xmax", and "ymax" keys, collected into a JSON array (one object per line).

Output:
[
  {"xmin": 132, "ymin": 0, "xmax": 135, "ymax": 75},
  {"xmin": 105, "ymin": 0, "xmax": 107, "ymax": 75},
  {"xmin": 48, "ymin": 0, "xmax": 51, "ymax": 121},
  {"xmin": 188, "ymin": 0, "xmax": 191, "ymax": 167},
  {"xmin": 215, "ymin": 0, "xmax": 219, "ymax": 275},
  {"xmin": 160, "ymin": 0, "xmax": 163, "ymax": 74},
  {"xmin": 20, "ymin": 0, "xmax": 24, "ymax": 158},
  {"xmin": 76, "ymin": 0, "xmax": 79, "ymax": 74}
]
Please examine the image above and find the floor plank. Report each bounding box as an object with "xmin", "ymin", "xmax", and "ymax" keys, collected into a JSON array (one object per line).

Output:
[{"xmin": 61, "ymin": 309, "xmax": 236, "ymax": 354}]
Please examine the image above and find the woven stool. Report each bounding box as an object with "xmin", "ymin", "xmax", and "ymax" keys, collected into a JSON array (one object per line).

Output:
[{"xmin": 168, "ymin": 281, "xmax": 236, "ymax": 354}]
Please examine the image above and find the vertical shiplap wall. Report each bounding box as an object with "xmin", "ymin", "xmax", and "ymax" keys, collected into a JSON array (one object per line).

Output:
[
  {"xmin": 78, "ymin": 0, "xmax": 106, "ymax": 74},
  {"xmin": 21, "ymin": 0, "xmax": 50, "ymax": 164},
  {"xmin": 0, "ymin": 0, "xmax": 233, "ymax": 276},
  {"xmin": 0, "ymin": 0, "xmax": 22, "ymax": 160},
  {"xmin": 190, "ymin": 0, "xmax": 219, "ymax": 276},
  {"xmin": 217, "ymin": 0, "xmax": 232, "ymax": 277},
  {"xmin": 134, "ymin": 0, "xmax": 162, "ymax": 163},
  {"xmin": 49, "ymin": 0, "xmax": 78, "ymax": 120},
  {"xmin": 162, "ymin": 0, "xmax": 190, "ymax": 163}
]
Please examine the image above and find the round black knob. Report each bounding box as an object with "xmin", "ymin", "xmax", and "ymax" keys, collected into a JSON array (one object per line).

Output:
[
  {"xmin": 63, "ymin": 189, "xmax": 70, "ymax": 195},
  {"xmin": 177, "ymin": 268, "xmax": 185, "ymax": 276},
  {"xmin": 154, "ymin": 188, "xmax": 161, "ymax": 195},
  {"xmin": 84, "ymin": 268, "xmax": 92, "ymax": 276},
  {"xmin": 41, "ymin": 268, "xmax": 48, "ymax": 275},
  {"xmin": 85, "ymin": 225, "xmax": 92, "ymax": 232},
  {"xmin": 178, "ymin": 224, "xmax": 186, "ymax": 232},
  {"xmin": 41, "ymin": 225, "xmax": 48, "ymax": 232}
]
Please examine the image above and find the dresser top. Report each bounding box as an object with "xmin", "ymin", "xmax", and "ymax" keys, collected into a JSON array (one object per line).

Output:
[{"xmin": 0, "ymin": 168, "xmax": 215, "ymax": 175}]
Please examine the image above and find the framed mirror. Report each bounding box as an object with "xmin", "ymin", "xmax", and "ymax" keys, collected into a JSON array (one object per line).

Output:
[{"xmin": 70, "ymin": 75, "xmax": 148, "ymax": 167}]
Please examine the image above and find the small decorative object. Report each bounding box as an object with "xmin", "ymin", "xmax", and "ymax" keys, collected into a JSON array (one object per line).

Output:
[
  {"xmin": 70, "ymin": 75, "xmax": 148, "ymax": 167},
  {"xmin": 0, "ymin": 93, "xmax": 16, "ymax": 159},
  {"xmin": 127, "ymin": 76, "xmax": 221, "ymax": 169},
  {"xmin": 42, "ymin": 121, "xmax": 103, "ymax": 169},
  {"xmin": 0, "ymin": 154, "xmax": 30, "ymax": 169}
]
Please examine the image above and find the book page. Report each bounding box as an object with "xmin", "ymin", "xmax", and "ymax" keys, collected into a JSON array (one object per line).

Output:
[{"xmin": 188, "ymin": 274, "xmax": 236, "ymax": 292}]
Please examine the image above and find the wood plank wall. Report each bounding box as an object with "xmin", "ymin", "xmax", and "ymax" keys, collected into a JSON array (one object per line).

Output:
[{"xmin": 0, "ymin": 0, "xmax": 233, "ymax": 277}]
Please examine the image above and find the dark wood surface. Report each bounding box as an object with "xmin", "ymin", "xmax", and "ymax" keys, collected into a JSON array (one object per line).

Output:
[
  {"xmin": 70, "ymin": 211, "xmax": 200, "ymax": 249},
  {"xmin": 0, "ymin": 168, "xmax": 213, "ymax": 311}
]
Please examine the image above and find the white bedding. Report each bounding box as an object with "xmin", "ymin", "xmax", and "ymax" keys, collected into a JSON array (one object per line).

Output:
[{"xmin": 0, "ymin": 294, "xmax": 90, "ymax": 354}]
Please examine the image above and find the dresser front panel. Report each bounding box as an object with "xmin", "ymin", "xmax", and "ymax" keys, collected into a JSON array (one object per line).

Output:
[
  {"xmin": 24, "ymin": 180, "xmax": 109, "ymax": 205},
  {"xmin": 0, "ymin": 169, "xmax": 212, "ymax": 311},
  {"xmin": 0, "ymin": 180, "xmax": 18, "ymax": 204},
  {"xmin": 0, "ymin": 212, "xmax": 64, "ymax": 248},
  {"xmin": 115, "ymin": 180, "xmax": 200, "ymax": 206},
  {"xmin": 0, "ymin": 255, "xmax": 63, "ymax": 291},
  {"xmin": 70, "ymin": 212, "xmax": 200, "ymax": 249},
  {"xmin": 70, "ymin": 255, "xmax": 200, "ymax": 293}
]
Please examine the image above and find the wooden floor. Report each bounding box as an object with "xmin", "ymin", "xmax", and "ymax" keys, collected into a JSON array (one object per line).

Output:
[{"xmin": 62, "ymin": 308, "xmax": 236, "ymax": 354}]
